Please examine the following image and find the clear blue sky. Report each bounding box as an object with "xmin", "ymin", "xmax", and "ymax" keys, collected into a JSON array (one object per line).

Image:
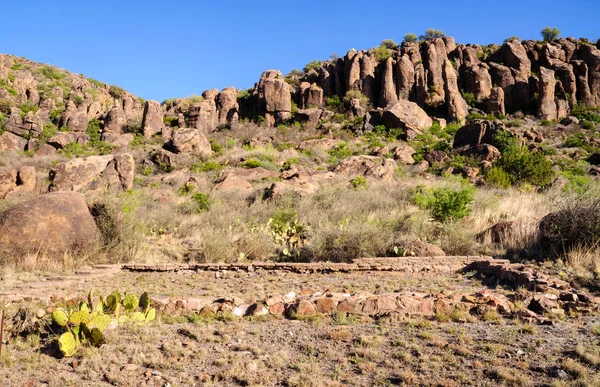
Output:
[{"xmin": 1, "ymin": 0, "xmax": 598, "ymax": 102}]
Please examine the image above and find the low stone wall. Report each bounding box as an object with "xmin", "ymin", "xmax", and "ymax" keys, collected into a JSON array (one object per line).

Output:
[{"xmin": 123, "ymin": 256, "xmax": 505, "ymax": 274}]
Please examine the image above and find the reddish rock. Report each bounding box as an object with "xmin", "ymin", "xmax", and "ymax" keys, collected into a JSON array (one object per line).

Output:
[
  {"xmin": 294, "ymin": 300, "xmax": 317, "ymax": 316},
  {"xmin": 316, "ymin": 297, "xmax": 338, "ymax": 314},
  {"xmin": 269, "ymin": 303, "xmax": 286, "ymax": 315}
]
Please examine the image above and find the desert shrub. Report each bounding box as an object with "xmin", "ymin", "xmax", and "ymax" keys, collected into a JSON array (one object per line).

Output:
[
  {"xmin": 350, "ymin": 176, "xmax": 367, "ymax": 190},
  {"xmin": 109, "ymin": 85, "xmax": 126, "ymax": 98},
  {"xmin": 403, "ymin": 33, "xmax": 418, "ymax": 43},
  {"xmin": 40, "ymin": 65, "xmax": 65, "ymax": 80},
  {"xmin": 541, "ymin": 27, "xmax": 560, "ymax": 42},
  {"xmin": 179, "ymin": 193, "xmax": 211, "ymax": 214},
  {"xmin": 325, "ymin": 95, "xmax": 343, "ymax": 112},
  {"xmin": 242, "ymin": 159, "xmax": 262, "ymax": 169},
  {"xmin": 17, "ymin": 101, "xmax": 39, "ymax": 116},
  {"xmin": 485, "ymin": 166, "xmax": 511, "ymax": 188},
  {"xmin": 72, "ymin": 95, "xmax": 85, "ymax": 106},
  {"xmin": 419, "ymin": 28, "xmax": 445, "ymax": 41},
  {"xmin": 328, "ymin": 142, "xmax": 353, "ymax": 162},
  {"xmin": 538, "ymin": 197, "xmax": 600, "ymax": 258},
  {"xmin": 303, "ymin": 60, "xmax": 323, "ymax": 73},
  {"xmin": 563, "ymin": 133, "xmax": 587, "ymax": 148},
  {"xmin": 504, "ymin": 36, "xmax": 520, "ymax": 43},
  {"xmin": 86, "ymin": 118, "xmax": 102, "ymax": 143},
  {"xmin": 0, "ymin": 98, "xmax": 13, "ymax": 114},
  {"xmin": 374, "ymin": 44, "xmax": 393, "ymax": 62},
  {"xmin": 461, "ymin": 92, "xmax": 477, "ymax": 107},
  {"xmin": 268, "ymin": 209, "xmax": 310, "ymax": 260},
  {"xmin": 125, "ymin": 118, "xmax": 142, "ymax": 134},
  {"xmin": 38, "ymin": 123, "xmax": 58, "ymax": 144},
  {"xmin": 343, "ymin": 90, "xmax": 370, "ymax": 109},
  {"xmin": 494, "ymin": 131, "xmax": 554, "ymax": 187},
  {"xmin": 90, "ymin": 193, "xmax": 145, "ymax": 261},
  {"xmin": 414, "ymin": 185, "xmax": 475, "ymax": 223},
  {"xmin": 582, "ymin": 121, "xmax": 596, "ymax": 130},
  {"xmin": 191, "ymin": 161, "xmax": 223, "ymax": 173},
  {"xmin": 572, "ymin": 104, "xmax": 600, "ymax": 123}
]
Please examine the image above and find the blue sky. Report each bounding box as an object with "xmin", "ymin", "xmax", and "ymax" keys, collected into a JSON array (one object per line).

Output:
[{"xmin": 1, "ymin": 0, "xmax": 598, "ymax": 102}]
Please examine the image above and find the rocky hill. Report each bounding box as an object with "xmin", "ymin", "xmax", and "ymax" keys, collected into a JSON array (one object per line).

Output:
[
  {"xmin": 0, "ymin": 35, "xmax": 600, "ymax": 264},
  {"xmin": 1, "ymin": 36, "xmax": 599, "ymax": 156}
]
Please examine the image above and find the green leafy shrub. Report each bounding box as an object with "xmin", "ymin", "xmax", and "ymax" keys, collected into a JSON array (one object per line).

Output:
[
  {"xmin": 0, "ymin": 98, "xmax": 13, "ymax": 114},
  {"xmin": 191, "ymin": 193, "xmax": 211, "ymax": 213},
  {"xmin": 541, "ymin": 27, "xmax": 560, "ymax": 42},
  {"xmin": 40, "ymin": 65, "xmax": 65, "ymax": 80},
  {"xmin": 563, "ymin": 133, "xmax": 587, "ymax": 148},
  {"xmin": 343, "ymin": 90, "xmax": 370, "ymax": 109},
  {"xmin": 72, "ymin": 95, "xmax": 85, "ymax": 106},
  {"xmin": 374, "ymin": 44, "xmax": 392, "ymax": 62},
  {"xmin": 325, "ymin": 95, "xmax": 343, "ymax": 112},
  {"xmin": 109, "ymin": 85, "xmax": 126, "ymax": 98},
  {"xmin": 494, "ymin": 132, "xmax": 554, "ymax": 187},
  {"xmin": 242, "ymin": 159, "xmax": 262, "ymax": 169},
  {"xmin": 572, "ymin": 104, "xmax": 600, "ymax": 123},
  {"xmin": 403, "ymin": 33, "xmax": 418, "ymax": 43},
  {"xmin": 350, "ymin": 176, "xmax": 367, "ymax": 190},
  {"xmin": 191, "ymin": 161, "xmax": 223, "ymax": 173},
  {"xmin": 17, "ymin": 101, "xmax": 39, "ymax": 116},
  {"xmin": 419, "ymin": 28, "xmax": 445, "ymax": 41},
  {"xmin": 86, "ymin": 118, "xmax": 102, "ymax": 143},
  {"xmin": 328, "ymin": 142, "xmax": 353, "ymax": 162},
  {"xmin": 485, "ymin": 166, "xmax": 512, "ymax": 188},
  {"xmin": 461, "ymin": 92, "xmax": 477, "ymax": 107},
  {"xmin": 414, "ymin": 185, "xmax": 475, "ymax": 223},
  {"xmin": 303, "ymin": 60, "xmax": 323, "ymax": 73},
  {"xmin": 582, "ymin": 121, "xmax": 596, "ymax": 130},
  {"xmin": 38, "ymin": 123, "xmax": 58, "ymax": 144}
]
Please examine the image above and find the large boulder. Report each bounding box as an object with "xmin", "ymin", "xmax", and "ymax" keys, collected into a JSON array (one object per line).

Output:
[
  {"xmin": 453, "ymin": 120, "xmax": 507, "ymax": 149},
  {"xmin": 166, "ymin": 128, "xmax": 212, "ymax": 157},
  {"xmin": 538, "ymin": 67, "xmax": 557, "ymax": 120},
  {"xmin": 0, "ymin": 191, "xmax": 98, "ymax": 256},
  {"xmin": 442, "ymin": 59, "xmax": 469, "ymax": 123},
  {"xmin": 49, "ymin": 154, "xmax": 134, "ymax": 193},
  {"xmin": 188, "ymin": 95, "xmax": 218, "ymax": 133},
  {"xmin": 216, "ymin": 87, "xmax": 239, "ymax": 126},
  {"xmin": 103, "ymin": 106, "xmax": 127, "ymax": 134},
  {"xmin": 0, "ymin": 132, "xmax": 27, "ymax": 151},
  {"xmin": 141, "ymin": 100, "xmax": 165, "ymax": 138},
  {"xmin": 256, "ymin": 70, "xmax": 292, "ymax": 126},
  {"xmin": 379, "ymin": 57, "xmax": 398, "ymax": 108},
  {"xmin": 381, "ymin": 100, "xmax": 433, "ymax": 139},
  {"xmin": 334, "ymin": 156, "xmax": 397, "ymax": 181}
]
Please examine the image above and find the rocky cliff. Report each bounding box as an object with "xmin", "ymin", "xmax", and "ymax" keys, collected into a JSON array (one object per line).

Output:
[{"xmin": 1, "ymin": 36, "xmax": 600, "ymax": 155}]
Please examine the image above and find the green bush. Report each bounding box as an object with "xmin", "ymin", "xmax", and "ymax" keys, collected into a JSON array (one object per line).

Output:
[
  {"xmin": 0, "ymin": 98, "xmax": 13, "ymax": 114},
  {"xmin": 374, "ymin": 44, "xmax": 393, "ymax": 62},
  {"xmin": 582, "ymin": 121, "xmax": 595, "ymax": 130},
  {"xmin": 303, "ymin": 60, "xmax": 323, "ymax": 73},
  {"xmin": 541, "ymin": 27, "xmax": 560, "ymax": 42},
  {"xmin": 38, "ymin": 123, "xmax": 58, "ymax": 144},
  {"xmin": 461, "ymin": 92, "xmax": 477, "ymax": 107},
  {"xmin": 329, "ymin": 143, "xmax": 353, "ymax": 161},
  {"xmin": 86, "ymin": 118, "xmax": 102, "ymax": 143},
  {"xmin": 17, "ymin": 101, "xmax": 39, "ymax": 116},
  {"xmin": 349, "ymin": 176, "xmax": 367, "ymax": 190},
  {"xmin": 419, "ymin": 28, "xmax": 445, "ymax": 41},
  {"xmin": 109, "ymin": 85, "xmax": 126, "ymax": 98},
  {"xmin": 485, "ymin": 166, "xmax": 512, "ymax": 188},
  {"xmin": 40, "ymin": 65, "xmax": 65, "ymax": 80},
  {"xmin": 191, "ymin": 161, "xmax": 223, "ymax": 173},
  {"xmin": 494, "ymin": 133, "xmax": 554, "ymax": 187},
  {"xmin": 180, "ymin": 193, "xmax": 211, "ymax": 214},
  {"xmin": 563, "ymin": 133, "xmax": 587, "ymax": 148},
  {"xmin": 414, "ymin": 185, "xmax": 475, "ymax": 223},
  {"xmin": 325, "ymin": 95, "xmax": 343, "ymax": 112},
  {"xmin": 242, "ymin": 159, "xmax": 262, "ymax": 169},
  {"xmin": 504, "ymin": 36, "xmax": 520, "ymax": 43},
  {"xmin": 343, "ymin": 90, "xmax": 370, "ymax": 109},
  {"xmin": 572, "ymin": 104, "xmax": 600, "ymax": 123},
  {"xmin": 403, "ymin": 33, "xmax": 418, "ymax": 43}
]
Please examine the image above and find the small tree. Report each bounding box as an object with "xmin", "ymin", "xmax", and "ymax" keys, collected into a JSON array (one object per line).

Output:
[
  {"xmin": 419, "ymin": 28, "xmax": 445, "ymax": 41},
  {"xmin": 403, "ymin": 33, "xmax": 418, "ymax": 43},
  {"xmin": 373, "ymin": 44, "xmax": 393, "ymax": 62},
  {"xmin": 504, "ymin": 36, "xmax": 520, "ymax": 43},
  {"xmin": 381, "ymin": 39, "xmax": 399, "ymax": 50},
  {"xmin": 541, "ymin": 27, "xmax": 560, "ymax": 42},
  {"xmin": 303, "ymin": 60, "xmax": 323, "ymax": 73}
]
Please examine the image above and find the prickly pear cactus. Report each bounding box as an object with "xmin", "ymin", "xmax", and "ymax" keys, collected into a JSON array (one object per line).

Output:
[
  {"xmin": 58, "ymin": 332, "xmax": 78, "ymax": 357},
  {"xmin": 51, "ymin": 310, "xmax": 68, "ymax": 327},
  {"xmin": 140, "ymin": 292, "xmax": 151, "ymax": 312},
  {"xmin": 123, "ymin": 294, "xmax": 139, "ymax": 312},
  {"xmin": 145, "ymin": 308, "xmax": 156, "ymax": 322}
]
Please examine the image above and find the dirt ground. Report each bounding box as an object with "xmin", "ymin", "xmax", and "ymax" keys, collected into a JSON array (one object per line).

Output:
[{"xmin": 1, "ymin": 269, "xmax": 600, "ymax": 386}]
